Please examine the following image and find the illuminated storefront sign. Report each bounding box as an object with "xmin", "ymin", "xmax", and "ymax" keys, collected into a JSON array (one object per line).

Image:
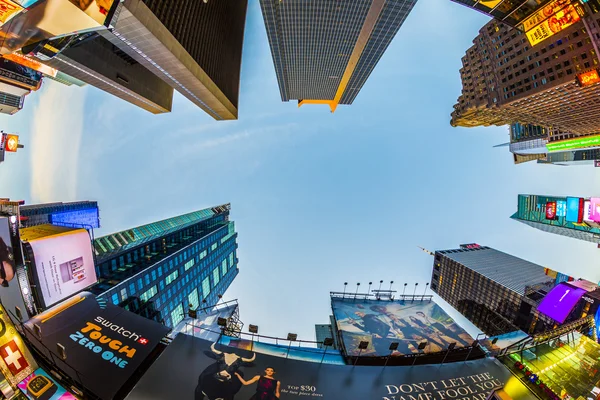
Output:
[
  {"xmin": 577, "ymin": 69, "xmax": 600, "ymax": 86},
  {"xmin": 525, "ymin": 3, "xmax": 582, "ymax": 47},
  {"xmin": 522, "ymin": 0, "xmax": 571, "ymax": 31},
  {"xmin": 546, "ymin": 134, "xmax": 600, "ymax": 152},
  {"xmin": 0, "ymin": 305, "xmax": 36, "ymax": 395},
  {"xmin": 4, "ymin": 135, "xmax": 18, "ymax": 152}
]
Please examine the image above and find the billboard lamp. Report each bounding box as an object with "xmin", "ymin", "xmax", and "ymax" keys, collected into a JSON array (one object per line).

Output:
[
  {"xmin": 440, "ymin": 342, "xmax": 457, "ymax": 368},
  {"xmin": 286, "ymin": 333, "xmax": 298, "ymax": 359},
  {"xmin": 57, "ymin": 343, "xmax": 66, "ymax": 360},
  {"xmin": 354, "ymin": 341, "xmax": 369, "ymax": 366},
  {"xmin": 320, "ymin": 338, "xmax": 334, "ymax": 364},
  {"xmin": 249, "ymin": 324, "xmax": 258, "ymax": 351},
  {"xmin": 384, "ymin": 342, "xmax": 399, "ymax": 368},
  {"xmin": 465, "ymin": 333, "xmax": 486, "ymax": 363},
  {"xmin": 412, "ymin": 341, "xmax": 428, "ymax": 367}
]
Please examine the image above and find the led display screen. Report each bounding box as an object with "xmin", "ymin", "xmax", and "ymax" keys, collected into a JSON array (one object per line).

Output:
[
  {"xmin": 577, "ymin": 69, "xmax": 600, "ymax": 87},
  {"xmin": 49, "ymin": 208, "xmax": 100, "ymax": 229},
  {"xmin": 546, "ymin": 202, "xmax": 557, "ymax": 220},
  {"xmin": 556, "ymin": 200, "xmax": 567, "ymax": 217},
  {"xmin": 537, "ymin": 283, "xmax": 586, "ymax": 323},
  {"xmin": 566, "ymin": 197, "xmax": 584, "ymax": 223},
  {"xmin": 546, "ymin": 134, "xmax": 600, "ymax": 153},
  {"xmin": 590, "ymin": 198, "xmax": 600, "ymax": 223},
  {"xmin": 525, "ymin": 3, "xmax": 582, "ymax": 47}
]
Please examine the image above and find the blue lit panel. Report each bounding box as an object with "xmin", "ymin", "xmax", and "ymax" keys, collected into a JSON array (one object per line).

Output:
[{"xmin": 50, "ymin": 208, "xmax": 100, "ymax": 229}]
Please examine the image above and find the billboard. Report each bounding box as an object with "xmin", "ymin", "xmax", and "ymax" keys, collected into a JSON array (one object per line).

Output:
[
  {"xmin": 546, "ymin": 134, "xmax": 600, "ymax": 152},
  {"xmin": 0, "ymin": 58, "xmax": 42, "ymax": 90},
  {"xmin": 17, "ymin": 368, "xmax": 76, "ymax": 400},
  {"xmin": 521, "ymin": 0, "xmax": 571, "ymax": 31},
  {"xmin": 174, "ymin": 304, "xmax": 239, "ymax": 342},
  {"xmin": 23, "ymin": 292, "xmax": 169, "ymax": 400},
  {"xmin": 0, "ymin": 0, "xmax": 22, "ymax": 25},
  {"xmin": 3, "ymin": 53, "xmax": 57, "ymax": 77},
  {"xmin": 589, "ymin": 198, "xmax": 600, "ymax": 223},
  {"xmin": 537, "ymin": 283, "xmax": 585, "ymax": 323},
  {"xmin": 125, "ymin": 334, "xmax": 532, "ymax": 400},
  {"xmin": 49, "ymin": 207, "xmax": 100, "ymax": 229},
  {"xmin": 0, "ymin": 303, "xmax": 37, "ymax": 397},
  {"xmin": 0, "ymin": 0, "xmax": 118, "ymax": 54},
  {"xmin": 566, "ymin": 197, "xmax": 584, "ymax": 223},
  {"xmin": 481, "ymin": 330, "xmax": 529, "ymax": 353},
  {"xmin": 577, "ymin": 69, "xmax": 600, "ymax": 87},
  {"xmin": 556, "ymin": 200, "xmax": 567, "ymax": 217},
  {"xmin": 331, "ymin": 299, "xmax": 473, "ymax": 357},
  {"xmin": 525, "ymin": 3, "xmax": 582, "ymax": 47},
  {"xmin": 20, "ymin": 224, "xmax": 97, "ymax": 308},
  {"xmin": 545, "ymin": 202, "xmax": 557, "ymax": 220},
  {"xmin": 4, "ymin": 134, "xmax": 18, "ymax": 152}
]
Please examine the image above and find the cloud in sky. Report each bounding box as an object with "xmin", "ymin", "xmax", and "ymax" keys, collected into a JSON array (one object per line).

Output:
[{"xmin": 29, "ymin": 81, "xmax": 87, "ymax": 203}]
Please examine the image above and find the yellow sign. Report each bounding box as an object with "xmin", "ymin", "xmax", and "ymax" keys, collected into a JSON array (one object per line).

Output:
[
  {"xmin": 522, "ymin": 0, "xmax": 571, "ymax": 31},
  {"xmin": 577, "ymin": 69, "xmax": 600, "ymax": 86},
  {"xmin": 0, "ymin": 305, "xmax": 36, "ymax": 391},
  {"xmin": 526, "ymin": 4, "xmax": 581, "ymax": 47},
  {"xmin": 19, "ymin": 224, "xmax": 79, "ymax": 242},
  {"xmin": 0, "ymin": 0, "xmax": 22, "ymax": 25}
]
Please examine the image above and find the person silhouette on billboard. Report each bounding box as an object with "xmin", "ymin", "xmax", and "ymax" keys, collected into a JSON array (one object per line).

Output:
[
  {"xmin": 235, "ymin": 367, "xmax": 280, "ymax": 399},
  {"xmin": 0, "ymin": 237, "xmax": 15, "ymax": 287},
  {"xmin": 415, "ymin": 312, "xmax": 471, "ymax": 347}
]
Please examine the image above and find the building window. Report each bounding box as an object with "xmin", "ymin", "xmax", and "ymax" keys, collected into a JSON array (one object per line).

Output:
[
  {"xmin": 171, "ymin": 304, "xmax": 184, "ymax": 327},
  {"xmin": 140, "ymin": 285, "xmax": 158, "ymax": 302},
  {"xmin": 111, "ymin": 293, "xmax": 119, "ymax": 305},
  {"xmin": 202, "ymin": 277, "xmax": 211, "ymax": 297},
  {"xmin": 166, "ymin": 270, "xmax": 179, "ymax": 286},
  {"xmin": 185, "ymin": 259, "xmax": 195, "ymax": 271},
  {"xmin": 213, "ymin": 268, "xmax": 220, "ymax": 286},
  {"xmin": 189, "ymin": 289, "xmax": 199, "ymax": 310},
  {"xmin": 221, "ymin": 260, "xmax": 227, "ymax": 276}
]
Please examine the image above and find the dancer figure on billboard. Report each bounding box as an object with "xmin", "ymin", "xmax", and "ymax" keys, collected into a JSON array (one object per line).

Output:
[
  {"xmin": 0, "ymin": 237, "xmax": 15, "ymax": 287},
  {"xmin": 235, "ymin": 367, "xmax": 280, "ymax": 399}
]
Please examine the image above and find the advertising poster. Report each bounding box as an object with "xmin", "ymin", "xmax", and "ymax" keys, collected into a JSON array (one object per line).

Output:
[
  {"xmin": 545, "ymin": 202, "xmax": 557, "ymax": 220},
  {"xmin": 0, "ymin": 0, "xmax": 22, "ymax": 25},
  {"xmin": 0, "ymin": 303, "xmax": 37, "ymax": 395},
  {"xmin": 0, "ymin": 58, "xmax": 41, "ymax": 90},
  {"xmin": 583, "ymin": 201, "xmax": 600, "ymax": 228},
  {"xmin": 20, "ymin": 224, "xmax": 96, "ymax": 308},
  {"xmin": 332, "ymin": 299, "xmax": 473, "ymax": 357},
  {"xmin": 3, "ymin": 53, "xmax": 57, "ymax": 77},
  {"xmin": 481, "ymin": 331, "xmax": 528, "ymax": 353},
  {"xmin": 537, "ymin": 283, "xmax": 585, "ymax": 323},
  {"xmin": 18, "ymin": 368, "xmax": 76, "ymax": 400},
  {"xmin": 556, "ymin": 200, "xmax": 567, "ymax": 217},
  {"xmin": 525, "ymin": 3, "xmax": 581, "ymax": 47},
  {"xmin": 0, "ymin": 0, "xmax": 117, "ymax": 54},
  {"xmin": 521, "ymin": 0, "xmax": 570, "ymax": 31},
  {"xmin": 125, "ymin": 334, "xmax": 534, "ymax": 400},
  {"xmin": 566, "ymin": 197, "xmax": 584, "ymax": 223},
  {"xmin": 590, "ymin": 198, "xmax": 600, "ymax": 223},
  {"xmin": 23, "ymin": 292, "xmax": 169, "ymax": 400}
]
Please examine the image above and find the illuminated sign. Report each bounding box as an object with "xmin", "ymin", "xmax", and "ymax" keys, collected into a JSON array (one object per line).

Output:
[
  {"xmin": 546, "ymin": 201, "xmax": 557, "ymax": 220},
  {"xmin": 4, "ymin": 134, "xmax": 18, "ymax": 152},
  {"xmin": 546, "ymin": 134, "xmax": 600, "ymax": 152},
  {"xmin": 577, "ymin": 69, "xmax": 600, "ymax": 86},
  {"xmin": 590, "ymin": 198, "xmax": 600, "ymax": 223},
  {"xmin": 18, "ymin": 368, "xmax": 77, "ymax": 400},
  {"xmin": 0, "ymin": 58, "xmax": 42, "ymax": 91},
  {"xmin": 0, "ymin": 0, "xmax": 22, "ymax": 25},
  {"xmin": 522, "ymin": 0, "xmax": 571, "ymax": 31},
  {"xmin": 526, "ymin": 4, "xmax": 582, "ymax": 47},
  {"xmin": 557, "ymin": 200, "xmax": 567, "ymax": 217},
  {"xmin": 2, "ymin": 53, "xmax": 57, "ymax": 77},
  {"xmin": 566, "ymin": 197, "xmax": 584, "ymax": 223},
  {"xmin": 0, "ymin": 304, "xmax": 36, "ymax": 393}
]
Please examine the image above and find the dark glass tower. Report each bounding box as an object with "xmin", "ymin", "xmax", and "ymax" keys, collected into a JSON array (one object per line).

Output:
[
  {"xmin": 259, "ymin": 0, "xmax": 417, "ymax": 112},
  {"xmin": 89, "ymin": 204, "xmax": 239, "ymax": 328},
  {"xmin": 430, "ymin": 244, "xmax": 558, "ymax": 336}
]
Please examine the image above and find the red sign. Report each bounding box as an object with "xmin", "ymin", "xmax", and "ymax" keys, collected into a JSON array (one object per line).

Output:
[
  {"xmin": 0, "ymin": 340, "xmax": 29, "ymax": 376},
  {"xmin": 577, "ymin": 70, "xmax": 600, "ymax": 87},
  {"xmin": 4, "ymin": 134, "xmax": 18, "ymax": 152},
  {"xmin": 546, "ymin": 202, "xmax": 557, "ymax": 219}
]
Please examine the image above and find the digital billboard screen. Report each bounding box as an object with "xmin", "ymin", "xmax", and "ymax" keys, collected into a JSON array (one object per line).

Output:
[
  {"xmin": 3, "ymin": 53, "xmax": 57, "ymax": 77},
  {"xmin": 23, "ymin": 292, "xmax": 169, "ymax": 400},
  {"xmin": 546, "ymin": 134, "xmax": 600, "ymax": 153},
  {"xmin": 577, "ymin": 69, "xmax": 600, "ymax": 87},
  {"xmin": 556, "ymin": 200, "xmax": 567, "ymax": 217},
  {"xmin": 566, "ymin": 197, "xmax": 584, "ymax": 223},
  {"xmin": 537, "ymin": 283, "xmax": 586, "ymax": 323},
  {"xmin": 590, "ymin": 198, "xmax": 600, "ymax": 223},
  {"xmin": 546, "ymin": 202, "xmax": 557, "ymax": 220},
  {"xmin": 525, "ymin": 3, "xmax": 582, "ymax": 47},
  {"xmin": 331, "ymin": 299, "xmax": 473, "ymax": 357},
  {"xmin": 0, "ymin": 0, "xmax": 23, "ymax": 25},
  {"xmin": 0, "ymin": 58, "xmax": 41, "ymax": 90},
  {"xmin": 124, "ymin": 334, "xmax": 529, "ymax": 400},
  {"xmin": 18, "ymin": 368, "xmax": 76, "ymax": 400},
  {"xmin": 20, "ymin": 224, "xmax": 97, "ymax": 308}
]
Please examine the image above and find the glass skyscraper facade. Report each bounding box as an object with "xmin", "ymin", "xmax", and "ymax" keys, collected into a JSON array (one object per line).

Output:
[
  {"xmin": 431, "ymin": 244, "xmax": 557, "ymax": 336},
  {"xmin": 512, "ymin": 194, "xmax": 600, "ymax": 244},
  {"xmin": 89, "ymin": 204, "xmax": 239, "ymax": 328}
]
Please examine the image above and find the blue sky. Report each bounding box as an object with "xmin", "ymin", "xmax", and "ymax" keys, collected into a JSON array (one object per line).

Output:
[{"xmin": 1, "ymin": 0, "xmax": 600, "ymax": 343}]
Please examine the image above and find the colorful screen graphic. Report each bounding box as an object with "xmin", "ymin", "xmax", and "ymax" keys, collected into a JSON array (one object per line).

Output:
[
  {"xmin": 18, "ymin": 368, "xmax": 77, "ymax": 400},
  {"xmin": 590, "ymin": 198, "xmax": 600, "ymax": 223},
  {"xmin": 546, "ymin": 134, "xmax": 600, "ymax": 153},
  {"xmin": 124, "ymin": 335, "xmax": 520, "ymax": 400},
  {"xmin": 21, "ymin": 225, "xmax": 97, "ymax": 307},
  {"xmin": 537, "ymin": 283, "xmax": 586, "ymax": 323},
  {"xmin": 577, "ymin": 70, "xmax": 600, "ymax": 87},
  {"xmin": 546, "ymin": 202, "xmax": 557, "ymax": 220},
  {"xmin": 566, "ymin": 197, "xmax": 584, "ymax": 223},
  {"xmin": 525, "ymin": 3, "xmax": 582, "ymax": 47},
  {"xmin": 556, "ymin": 200, "xmax": 567, "ymax": 217},
  {"xmin": 331, "ymin": 299, "xmax": 473, "ymax": 357}
]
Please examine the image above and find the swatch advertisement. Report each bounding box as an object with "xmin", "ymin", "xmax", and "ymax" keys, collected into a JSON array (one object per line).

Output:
[
  {"xmin": 332, "ymin": 299, "xmax": 473, "ymax": 357},
  {"xmin": 125, "ymin": 335, "xmax": 533, "ymax": 400},
  {"xmin": 20, "ymin": 224, "xmax": 97, "ymax": 308},
  {"xmin": 23, "ymin": 292, "xmax": 169, "ymax": 400},
  {"xmin": 18, "ymin": 368, "xmax": 77, "ymax": 400},
  {"xmin": 537, "ymin": 283, "xmax": 586, "ymax": 323}
]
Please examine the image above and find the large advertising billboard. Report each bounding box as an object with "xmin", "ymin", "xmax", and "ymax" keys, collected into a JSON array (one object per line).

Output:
[
  {"xmin": 521, "ymin": 0, "xmax": 570, "ymax": 31},
  {"xmin": 23, "ymin": 292, "xmax": 169, "ymax": 400},
  {"xmin": 566, "ymin": 197, "xmax": 584, "ymax": 223},
  {"xmin": 537, "ymin": 283, "xmax": 586, "ymax": 323},
  {"xmin": 17, "ymin": 368, "xmax": 76, "ymax": 400},
  {"xmin": 589, "ymin": 198, "xmax": 600, "ymax": 223},
  {"xmin": 0, "ymin": 58, "xmax": 41, "ymax": 90},
  {"xmin": 0, "ymin": 0, "xmax": 23, "ymax": 25},
  {"xmin": 0, "ymin": 0, "xmax": 118, "ymax": 54},
  {"xmin": 20, "ymin": 224, "xmax": 97, "ymax": 308},
  {"xmin": 332, "ymin": 299, "xmax": 473, "ymax": 357},
  {"xmin": 546, "ymin": 134, "xmax": 600, "ymax": 153},
  {"xmin": 125, "ymin": 334, "xmax": 534, "ymax": 400},
  {"xmin": 2, "ymin": 52, "xmax": 57, "ymax": 77},
  {"xmin": 525, "ymin": 2, "xmax": 582, "ymax": 47}
]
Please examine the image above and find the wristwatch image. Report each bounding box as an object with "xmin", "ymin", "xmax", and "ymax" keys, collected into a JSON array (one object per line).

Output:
[{"xmin": 26, "ymin": 375, "xmax": 58, "ymax": 400}]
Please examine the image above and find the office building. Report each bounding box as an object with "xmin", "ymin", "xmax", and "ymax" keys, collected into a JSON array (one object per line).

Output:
[
  {"xmin": 20, "ymin": 201, "xmax": 100, "ymax": 229},
  {"xmin": 512, "ymin": 194, "xmax": 600, "ymax": 244},
  {"xmin": 430, "ymin": 244, "xmax": 558, "ymax": 336},
  {"xmin": 89, "ymin": 204, "xmax": 239, "ymax": 328},
  {"xmin": 314, "ymin": 316, "xmax": 340, "ymax": 350},
  {"xmin": 259, "ymin": 0, "xmax": 417, "ymax": 112},
  {"xmin": 451, "ymin": 11, "xmax": 600, "ymax": 136}
]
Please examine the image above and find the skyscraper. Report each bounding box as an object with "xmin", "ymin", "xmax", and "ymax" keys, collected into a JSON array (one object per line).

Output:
[
  {"xmin": 259, "ymin": 0, "xmax": 417, "ymax": 112},
  {"xmin": 512, "ymin": 194, "xmax": 600, "ymax": 244},
  {"xmin": 89, "ymin": 204, "xmax": 239, "ymax": 328},
  {"xmin": 451, "ymin": 11, "xmax": 600, "ymax": 136},
  {"xmin": 314, "ymin": 316, "xmax": 341, "ymax": 349},
  {"xmin": 430, "ymin": 244, "xmax": 559, "ymax": 336}
]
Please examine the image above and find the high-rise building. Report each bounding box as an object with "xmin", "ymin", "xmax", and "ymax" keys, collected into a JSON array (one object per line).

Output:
[
  {"xmin": 20, "ymin": 201, "xmax": 100, "ymax": 229},
  {"xmin": 512, "ymin": 194, "xmax": 600, "ymax": 244},
  {"xmin": 259, "ymin": 0, "xmax": 417, "ymax": 112},
  {"xmin": 89, "ymin": 204, "xmax": 239, "ymax": 328},
  {"xmin": 430, "ymin": 244, "xmax": 559, "ymax": 336},
  {"xmin": 314, "ymin": 316, "xmax": 341, "ymax": 350},
  {"xmin": 451, "ymin": 10, "xmax": 600, "ymax": 136}
]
